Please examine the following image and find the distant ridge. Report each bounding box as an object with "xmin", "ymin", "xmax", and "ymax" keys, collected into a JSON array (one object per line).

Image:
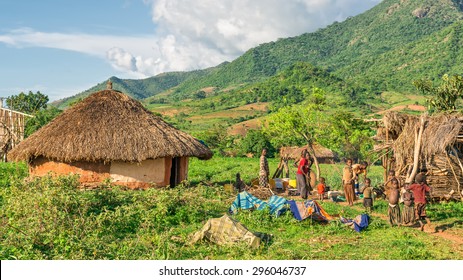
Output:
[{"xmin": 58, "ymin": 0, "xmax": 463, "ymax": 105}]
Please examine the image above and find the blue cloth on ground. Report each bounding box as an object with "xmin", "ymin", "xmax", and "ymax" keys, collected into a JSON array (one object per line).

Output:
[
  {"xmin": 229, "ymin": 191, "xmax": 268, "ymax": 214},
  {"xmin": 340, "ymin": 214, "xmax": 369, "ymax": 232}
]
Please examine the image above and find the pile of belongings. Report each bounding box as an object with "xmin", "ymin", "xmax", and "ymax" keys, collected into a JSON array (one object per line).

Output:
[
  {"xmin": 287, "ymin": 200, "xmax": 333, "ymax": 222},
  {"xmin": 229, "ymin": 191, "xmax": 333, "ymax": 223},
  {"xmin": 190, "ymin": 214, "xmax": 270, "ymax": 248},
  {"xmin": 229, "ymin": 191, "xmax": 288, "ymax": 217},
  {"xmin": 340, "ymin": 214, "xmax": 370, "ymax": 232}
]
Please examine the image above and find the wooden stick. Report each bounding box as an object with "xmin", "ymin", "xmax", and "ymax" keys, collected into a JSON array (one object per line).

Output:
[
  {"xmin": 450, "ymin": 146, "xmax": 463, "ymax": 201},
  {"xmin": 445, "ymin": 151, "xmax": 459, "ymax": 200},
  {"xmin": 405, "ymin": 115, "xmax": 426, "ymax": 184}
]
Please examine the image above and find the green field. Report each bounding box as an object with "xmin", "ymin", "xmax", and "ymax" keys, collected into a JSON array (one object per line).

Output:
[{"xmin": 1, "ymin": 159, "xmax": 462, "ymax": 260}]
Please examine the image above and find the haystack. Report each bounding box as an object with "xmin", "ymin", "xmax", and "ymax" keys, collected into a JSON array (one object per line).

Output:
[
  {"xmin": 280, "ymin": 144, "xmax": 336, "ymax": 164},
  {"xmin": 272, "ymin": 143, "xmax": 335, "ymax": 179},
  {"xmin": 374, "ymin": 111, "xmax": 463, "ymax": 201},
  {"xmin": 8, "ymin": 83, "xmax": 212, "ymax": 188}
]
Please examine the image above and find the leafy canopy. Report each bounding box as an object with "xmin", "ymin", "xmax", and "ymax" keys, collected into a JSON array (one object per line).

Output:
[
  {"xmin": 6, "ymin": 91, "xmax": 48, "ymax": 114},
  {"xmin": 413, "ymin": 74, "xmax": 463, "ymax": 113}
]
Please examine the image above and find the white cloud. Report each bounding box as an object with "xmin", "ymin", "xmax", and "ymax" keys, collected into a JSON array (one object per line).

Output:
[{"xmin": 0, "ymin": 0, "xmax": 381, "ymax": 77}]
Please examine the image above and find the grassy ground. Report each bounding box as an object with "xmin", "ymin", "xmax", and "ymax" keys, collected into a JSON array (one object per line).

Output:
[{"xmin": 0, "ymin": 160, "xmax": 462, "ymax": 260}]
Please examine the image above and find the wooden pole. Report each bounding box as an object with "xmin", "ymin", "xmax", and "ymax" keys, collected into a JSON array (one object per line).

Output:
[
  {"xmin": 450, "ymin": 146, "xmax": 463, "ymax": 201},
  {"xmin": 385, "ymin": 126, "xmax": 389, "ymax": 182},
  {"xmin": 405, "ymin": 115, "xmax": 426, "ymax": 184}
]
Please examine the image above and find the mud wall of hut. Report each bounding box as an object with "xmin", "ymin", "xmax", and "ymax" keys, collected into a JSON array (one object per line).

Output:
[
  {"xmin": 30, "ymin": 157, "xmax": 111, "ymax": 183},
  {"xmin": 29, "ymin": 156, "xmax": 189, "ymax": 188}
]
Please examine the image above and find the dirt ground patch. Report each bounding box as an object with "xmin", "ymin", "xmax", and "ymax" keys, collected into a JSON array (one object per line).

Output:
[
  {"xmin": 228, "ymin": 118, "xmax": 263, "ymax": 136},
  {"xmin": 376, "ymin": 104, "xmax": 426, "ymax": 115}
]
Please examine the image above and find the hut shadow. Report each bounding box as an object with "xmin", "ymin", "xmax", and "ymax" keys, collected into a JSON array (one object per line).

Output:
[{"xmin": 434, "ymin": 220, "xmax": 463, "ymax": 233}]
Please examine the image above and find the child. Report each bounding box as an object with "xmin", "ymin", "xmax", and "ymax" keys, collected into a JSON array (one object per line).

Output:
[
  {"xmin": 384, "ymin": 170, "xmax": 400, "ymax": 199},
  {"xmin": 317, "ymin": 177, "xmax": 326, "ymax": 200},
  {"xmin": 406, "ymin": 174, "xmax": 432, "ymax": 231},
  {"xmin": 402, "ymin": 186, "xmax": 415, "ymax": 226},
  {"xmin": 360, "ymin": 178, "xmax": 373, "ymax": 213},
  {"xmin": 387, "ymin": 178, "xmax": 401, "ymax": 226}
]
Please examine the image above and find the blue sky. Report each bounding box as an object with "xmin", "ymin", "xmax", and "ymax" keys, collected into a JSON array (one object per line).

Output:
[{"xmin": 0, "ymin": 0, "xmax": 381, "ymax": 102}]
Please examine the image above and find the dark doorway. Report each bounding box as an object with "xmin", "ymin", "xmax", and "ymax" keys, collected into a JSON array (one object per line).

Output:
[{"xmin": 170, "ymin": 157, "xmax": 181, "ymax": 187}]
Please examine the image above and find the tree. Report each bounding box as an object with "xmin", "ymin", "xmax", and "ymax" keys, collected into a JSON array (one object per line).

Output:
[
  {"xmin": 264, "ymin": 104, "xmax": 325, "ymax": 180},
  {"xmin": 413, "ymin": 74, "xmax": 463, "ymax": 113},
  {"xmin": 6, "ymin": 91, "xmax": 49, "ymax": 114},
  {"xmin": 24, "ymin": 107, "xmax": 62, "ymax": 137},
  {"xmin": 238, "ymin": 129, "xmax": 276, "ymax": 157},
  {"xmin": 321, "ymin": 110, "xmax": 374, "ymax": 161}
]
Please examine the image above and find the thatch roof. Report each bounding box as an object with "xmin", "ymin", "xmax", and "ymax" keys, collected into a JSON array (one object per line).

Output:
[
  {"xmin": 280, "ymin": 143, "xmax": 336, "ymax": 160},
  {"xmin": 381, "ymin": 112, "xmax": 463, "ymax": 165},
  {"xmin": 8, "ymin": 89, "xmax": 212, "ymax": 162}
]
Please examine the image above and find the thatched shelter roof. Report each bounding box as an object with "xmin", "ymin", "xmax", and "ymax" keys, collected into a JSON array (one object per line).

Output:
[
  {"xmin": 8, "ymin": 89, "xmax": 212, "ymax": 163},
  {"xmin": 381, "ymin": 112, "xmax": 463, "ymax": 165},
  {"xmin": 280, "ymin": 143, "xmax": 336, "ymax": 160}
]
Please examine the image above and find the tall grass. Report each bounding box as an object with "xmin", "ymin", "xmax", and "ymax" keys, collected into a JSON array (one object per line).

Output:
[{"xmin": 0, "ymin": 160, "xmax": 462, "ymax": 260}]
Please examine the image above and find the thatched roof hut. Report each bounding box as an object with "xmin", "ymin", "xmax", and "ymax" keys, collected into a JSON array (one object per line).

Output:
[
  {"xmin": 8, "ymin": 86, "xmax": 212, "ymax": 188},
  {"xmin": 374, "ymin": 111, "xmax": 463, "ymax": 201},
  {"xmin": 280, "ymin": 143, "xmax": 336, "ymax": 163}
]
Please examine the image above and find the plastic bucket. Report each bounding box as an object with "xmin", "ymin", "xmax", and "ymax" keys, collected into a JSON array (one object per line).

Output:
[{"xmin": 289, "ymin": 179, "xmax": 297, "ymax": 188}]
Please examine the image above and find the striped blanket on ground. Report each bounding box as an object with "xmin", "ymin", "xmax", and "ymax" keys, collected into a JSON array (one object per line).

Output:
[
  {"xmin": 229, "ymin": 191, "xmax": 288, "ymax": 216},
  {"xmin": 287, "ymin": 200, "xmax": 333, "ymax": 222}
]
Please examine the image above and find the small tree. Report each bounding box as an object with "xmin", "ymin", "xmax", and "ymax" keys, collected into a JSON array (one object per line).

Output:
[
  {"xmin": 265, "ymin": 104, "xmax": 325, "ymax": 180},
  {"xmin": 6, "ymin": 91, "xmax": 49, "ymax": 114},
  {"xmin": 238, "ymin": 129, "xmax": 275, "ymax": 157},
  {"xmin": 413, "ymin": 74, "xmax": 463, "ymax": 113}
]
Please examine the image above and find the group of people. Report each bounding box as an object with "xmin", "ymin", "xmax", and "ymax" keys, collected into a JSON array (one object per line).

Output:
[
  {"xmin": 342, "ymin": 157, "xmax": 432, "ymax": 231},
  {"xmin": 259, "ymin": 148, "xmax": 324, "ymax": 200},
  {"xmin": 383, "ymin": 170, "xmax": 432, "ymax": 231},
  {"xmin": 259, "ymin": 149, "xmax": 432, "ymax": 231}
]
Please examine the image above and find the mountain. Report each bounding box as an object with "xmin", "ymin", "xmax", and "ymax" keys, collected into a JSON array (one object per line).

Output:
[
  {"xmin": 51, "ymin": 63, "xmax": 227, "ymax": 108},
  {"xmin": 58, "ymin": 0, "xmax": 463, "ymax": 105},
  {"xmin": 169, "ymin": 0, "xmax": 463, "ymax": 97}
]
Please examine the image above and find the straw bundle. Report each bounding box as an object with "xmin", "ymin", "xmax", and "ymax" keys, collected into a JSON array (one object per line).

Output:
[{"xmin": 8, "ymin": 90, "xmax": 212, "ymax": 163}]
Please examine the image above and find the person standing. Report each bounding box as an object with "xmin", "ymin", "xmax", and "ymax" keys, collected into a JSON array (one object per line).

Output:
[
  {"xmin": 360, "ymin": 178, "xmax": 374, "ymax": 213},
  {"xmin": 296, "ymin": 151, "xmax": 310, "ymax": 199},
  {"xmin": 406, "ymin": 174, "xmax": 432, "ymax": 231},
  {"xmin": 352, "ymin": 161, "xmax": 368, "ymax": 196},
  {"xmin": 342, "ymin": 158, "xmax": 355, "ymax": 206},
  {"xmin": 317, "ymin": 177, "xmax": 326, "ymax": 201},
  {"xmin": 259, "ymin": 148, "xmax": 270, "ymax": 188},
  {"xmin": 387, "ymin": 178, "xmax": 401, "ymax": 226},
  {"xmin": 402, "ymin": 187, "xmax": 415, "ymax": 226}
]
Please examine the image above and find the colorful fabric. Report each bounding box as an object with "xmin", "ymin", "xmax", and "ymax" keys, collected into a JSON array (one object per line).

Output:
[
  {"xmin": 267, "ymin": 195, "xmax": 288, "ymax": 217},
  {"xmin": 317, "ymin": 183, "xmax": 325, "ymax": 195},
  {"xmin": 388, "ymin": 203, "xmax": 402, "ymax": 225},
  {"xmin": 259, "ymin": 155, "xmax": 269, "ymax": 177},
  {"xmin": 297, "ymin": 158, "xmax": 308, "ymax": 175},
  {"xmin": 408, "ymin": 183, "xmax": 431, "ymax": 204},
  {"xmin": 259, "ymin": 175, "xmax": 268, "ymax": 188},
  {"xmin": 287, "ymin": 200, "xmax": 333, "ymax": 222},
  {"xmin": 340, "ymin": 214, "xmax": 369, "ymax": 232},
  {"xmin": 229, "ymin": 191, "xmax": 268, "ymax": 214},
  {"xmin": 190, "ymin": 214, "xmax": 264, "ymax": 248},
  {"xmin": 229, "ymin": 192, "xmax": 288, "ymax": 217}
]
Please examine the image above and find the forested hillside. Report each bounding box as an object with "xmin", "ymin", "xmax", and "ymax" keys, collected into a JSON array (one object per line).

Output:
[{"xmin": 54, "ymin": 0, "xmax": 463, "ymax": 107}]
